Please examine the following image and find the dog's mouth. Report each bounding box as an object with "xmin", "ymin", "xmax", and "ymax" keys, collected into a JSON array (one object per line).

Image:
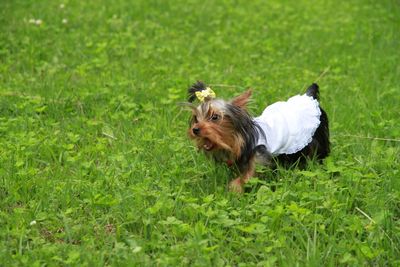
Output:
[{"xmin": 202, "ymin": 138, "xmax": 215, "ymax": 151}]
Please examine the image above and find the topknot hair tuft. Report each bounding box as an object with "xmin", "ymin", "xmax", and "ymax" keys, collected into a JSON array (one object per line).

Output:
[{"xmin": 187, "ymin": 81, "xmax": 207, "ymax": 102}]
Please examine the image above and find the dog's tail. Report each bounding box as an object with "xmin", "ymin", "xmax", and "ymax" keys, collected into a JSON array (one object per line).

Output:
[{"xmin": 306, "ymin": 83, "xmax": 320, "ymax": 100}]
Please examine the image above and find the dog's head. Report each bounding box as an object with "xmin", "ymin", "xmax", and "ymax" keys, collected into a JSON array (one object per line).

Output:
[{"xmin": 186, "ymin": 81, "xmax": 254, "ymax": 160}]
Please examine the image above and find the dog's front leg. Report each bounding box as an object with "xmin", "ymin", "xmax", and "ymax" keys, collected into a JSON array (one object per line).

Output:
[{"xmin": 228, "ymin": 158, "xmax": 255, "ymax": 193}]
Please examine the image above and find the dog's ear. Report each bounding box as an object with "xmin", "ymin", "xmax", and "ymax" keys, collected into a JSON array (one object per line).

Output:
[{"xmin": 231, "ymin": 89, "xmax": 252, "ymax": 109}]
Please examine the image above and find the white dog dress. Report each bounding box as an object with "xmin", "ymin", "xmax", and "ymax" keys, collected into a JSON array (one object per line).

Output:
[{"xmin": 254, "ymin": 94, "xmax": 321, "ymax": 155}]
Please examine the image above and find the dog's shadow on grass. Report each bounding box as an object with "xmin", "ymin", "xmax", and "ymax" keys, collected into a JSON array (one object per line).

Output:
[
  {"xmin": 186, "ymin": 156, "xmax": 324, "ymax": 195},
  {"xmin": 243, "ymin": 168, "xmax": 280, "ymax": 194},
  {"xmin": 242, "ymin": 159, "xmax": 314, "ymax": 194}
]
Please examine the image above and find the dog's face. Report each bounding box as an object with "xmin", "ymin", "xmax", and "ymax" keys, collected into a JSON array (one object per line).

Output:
[{"xmin": 188, "ymin": 90, "xmax": 252, "ymax": 159}]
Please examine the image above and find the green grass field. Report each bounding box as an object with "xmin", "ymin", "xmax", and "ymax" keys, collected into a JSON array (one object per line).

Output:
[{"xmin": 1, "ymin": 0, "xmax": 399, "ymax": 266}]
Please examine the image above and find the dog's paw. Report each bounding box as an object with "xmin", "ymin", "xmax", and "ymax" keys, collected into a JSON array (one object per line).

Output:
[{"xmin": 228, "ymin": 178, "xmax": 244, "ymax": 194}]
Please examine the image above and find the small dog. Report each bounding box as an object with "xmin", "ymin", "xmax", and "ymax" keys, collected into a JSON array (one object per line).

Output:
[{"xmin": 186, "ymin": 81, "xmax": 330, "ymax": 193}]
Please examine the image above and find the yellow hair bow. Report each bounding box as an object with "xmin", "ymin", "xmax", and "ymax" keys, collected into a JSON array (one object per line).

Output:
[{"xmin": 195, "ymin": 87, "xmax": 216, "ymax": 102}]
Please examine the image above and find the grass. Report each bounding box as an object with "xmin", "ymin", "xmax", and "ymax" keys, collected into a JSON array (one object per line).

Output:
[{"xmin": 1, "ymin": 0, "xmax": 399, "ymax": 265}]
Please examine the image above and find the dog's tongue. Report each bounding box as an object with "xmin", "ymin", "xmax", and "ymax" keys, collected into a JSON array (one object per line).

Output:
[{"xmin": 203, "ymin": 139, "xmax": 214, "ymax": 151}]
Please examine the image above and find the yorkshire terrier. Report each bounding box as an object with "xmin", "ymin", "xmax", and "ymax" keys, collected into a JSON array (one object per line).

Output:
[{"xmin": 186, "ymin": 81, "xmax": 330, "ymax": 193}]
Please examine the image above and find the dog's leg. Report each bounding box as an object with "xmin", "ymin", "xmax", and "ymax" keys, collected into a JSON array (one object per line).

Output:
[{"xmin": 228, "ymin": 158, "xmax": 255, "ymax": 193}]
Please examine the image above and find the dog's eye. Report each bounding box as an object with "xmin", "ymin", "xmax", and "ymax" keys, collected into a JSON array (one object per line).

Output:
[
  {"xmin": 193, "ymin": 116, "xmax": 198, "ymax": 123},
  {"xmin": 211, "ymin": 114, "xmax": 220, "ymax": 121}
]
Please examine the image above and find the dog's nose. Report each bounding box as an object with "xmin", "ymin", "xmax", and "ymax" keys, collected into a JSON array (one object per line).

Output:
[{"xmin": 192, "ymin": 127, "xmax": 201, "ymax": 136}]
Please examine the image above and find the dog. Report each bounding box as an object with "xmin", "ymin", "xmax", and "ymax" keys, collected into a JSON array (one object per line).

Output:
[{"xmin": 186, "ymin": 81, "xmax": 330, "ymax": 193}]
